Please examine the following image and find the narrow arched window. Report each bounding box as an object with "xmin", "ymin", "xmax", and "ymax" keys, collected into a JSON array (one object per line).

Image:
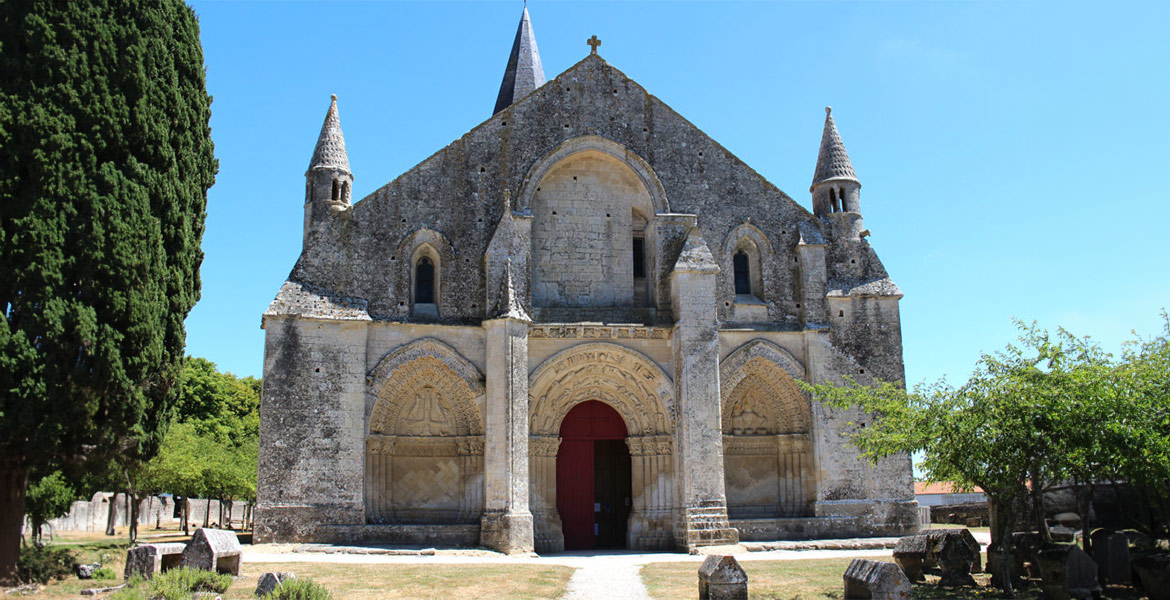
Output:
[
  {"xmin": 733, "ymin": 251, "xmax": 751, "ymax": 295},
  {"xmin": 331, "ymin": 179, "xmax": 341, "ymax": 202},
  {"xmin": 415, "ymin": 257, "xmax": 435, "ymax": 304}
]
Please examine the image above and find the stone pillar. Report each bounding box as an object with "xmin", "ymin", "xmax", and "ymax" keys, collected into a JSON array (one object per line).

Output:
[
  {"xmin": 627, "ymin": 435, "xmax": 675, "ymax": 550},
  {"xmin": 480, "ymin": 314, "xmax": 534, "ymax": 553},
  {"xmin": 669, "ymin": 228, "xmax": 738, "ymax": 550},
  {"xmin": 528, "ymin": 436, "xmax": 563, "ymax": 553}
]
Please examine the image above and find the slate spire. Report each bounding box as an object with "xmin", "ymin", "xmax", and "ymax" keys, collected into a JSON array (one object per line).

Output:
[
  {"xmin": 493, "ymin": 7, "xmax": 546, "ymax": 115},
  {"xmin": 308, "ymin": 94, "xmax": 350, "ymax": 174},
  {"xmin": 810, "ymin": 106, "xmax": 858, "ymax": 190}
]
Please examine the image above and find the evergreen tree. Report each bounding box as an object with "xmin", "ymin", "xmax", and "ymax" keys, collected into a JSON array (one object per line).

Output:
[{"xmin": 0, "ymin": 1, "xmax": 216, "ymax": 583}]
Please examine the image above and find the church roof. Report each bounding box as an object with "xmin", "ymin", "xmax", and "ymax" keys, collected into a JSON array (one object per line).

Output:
[
  {"xmin": 810, "ymin": 107, "xmax": 858, "ymax": 190},
  {"xmin": 308, "ymin": 95, "xmax": 351, "ymax": 173},
  {"xmin": 264, "ymin": 280, "xmax": 371, "ymax": 322},
  {"xmin": 493, "ymin": 7, "xmax": 546, "ymax": 115}
]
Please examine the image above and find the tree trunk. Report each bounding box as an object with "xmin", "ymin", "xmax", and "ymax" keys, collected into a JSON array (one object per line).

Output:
[
  {"xmin": 128, "ymin": 495, "xmax": 139, "ymax": 544},
  {"xmin": 155, "ymin": 497, "xmax": 161, "ymax": 530},
  {"xmin": 0, "ymin": 465, "xmax": 29, "ymax": 585},
  {"xmin": 203, "ymin": 497, "xmax": 210, "ymax": 528},
  {"xmin": 217, "ymin": 498, "xmax": 224, "ymax": 529},
  {"xmin": 181, "ymin": 498, "xmax": 190, "ymax": 536},
  {"xmin": 105, "ymin": 493, "xmax": 117, "ymax": 536},
  {"xmin": 1078, "ymin": 484, "xmax": 1093, "ymax": 554},
  {"xmin": 1029, "ymin": 467, "xmax": 1050, "ymax": 544},
  {"xmin": 988, "ymin": 495, "xmax": 1016, "ymax": 597}
]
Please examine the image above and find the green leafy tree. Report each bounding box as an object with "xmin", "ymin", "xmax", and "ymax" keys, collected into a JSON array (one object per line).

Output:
[
  {"xmin": 0, "ymin": 1, "xmax": 215, "ymax": 583},
  {"xmin": 800, "ymin": 320, "xmax": 1167, "ymax": 595},
  {"xmin": 23, "ymin": 471, "xmax": 75, "ymax": 543}
]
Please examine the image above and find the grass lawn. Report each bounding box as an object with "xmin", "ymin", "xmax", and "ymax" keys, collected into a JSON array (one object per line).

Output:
[{"xmin": 17, "ymin": 539, "xmax": 574, "ymax": 600}]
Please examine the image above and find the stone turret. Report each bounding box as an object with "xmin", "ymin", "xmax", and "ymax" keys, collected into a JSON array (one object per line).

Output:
[
  {"xmin": 493, "ymin": 7, "xmax": 545, "ymax": 115},
  {"xmin": 304, "ymin": 94, "xmax": 352, "ymax": 247},
  {"xmin": 811, "ymin": 107, "xmax": 863, "ymax": 238}
]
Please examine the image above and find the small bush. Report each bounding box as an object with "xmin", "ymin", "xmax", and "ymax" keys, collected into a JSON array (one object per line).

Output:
[
  {"xmin": 147, "ymin": 567, "xmax": 232, "ymax": 600},
  {"xmin": 263, "ymin": 578, "xmax": 334, "ymax": 600},
  {"xmin": 92, "ymin": 566, "xmax": 117, "ymax": 580},
  {"xmin": 16, "ymin": 543, "xmax": 76, "ymax": 584}
]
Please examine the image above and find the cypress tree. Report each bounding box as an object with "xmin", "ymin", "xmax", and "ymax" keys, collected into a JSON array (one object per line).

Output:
[{"xmin": 0, "ymin": 1, "xmax": 216, "ymax": 582}]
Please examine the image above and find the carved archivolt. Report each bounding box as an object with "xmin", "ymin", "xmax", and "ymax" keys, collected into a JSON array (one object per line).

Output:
[
  {"xmin": 720, "ymin": 340, "xmax": 810, "ymax": 435},
  {"xmin": 367, "ymin": 338, "xmax": 484, "ymax": 436},
  {"xmin": 529, "ymin": 343, "xmax": 675, "ymax": 436}
]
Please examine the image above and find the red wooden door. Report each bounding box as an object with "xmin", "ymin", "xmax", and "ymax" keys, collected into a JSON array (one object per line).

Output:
[{"xmin": 557, "ymin": 401, "xmax": 627, "ymax": 550}]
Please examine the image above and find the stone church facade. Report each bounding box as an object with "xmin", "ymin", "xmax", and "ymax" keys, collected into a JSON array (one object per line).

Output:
[{"xmin": 256, "ymin": 9, "xmax": 917, "ymax": 553}]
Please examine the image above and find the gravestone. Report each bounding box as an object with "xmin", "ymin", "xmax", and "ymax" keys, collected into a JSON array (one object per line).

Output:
[
  {"xmin": 1131, "ymin": 553, "xmax": 1170, "ymax": 600},
  {"xmin": 924, "ymin": 528, "xmax": 981, "ymax": 573},
  {"xmin": 1010, "ymin": 531, "xmax": 1043, "ymax": 578},
  {"xmin": 1090, "ymin": 530, "xmax": 1131, "ymax": 585},
  {"xmin": 698, "ymin": 555, "xmax": 747, "ymax": 600},
  {"xmin": 1036, "ymin": 545, "xmax": 1101, "ymax": 600},
  {"xmin": 124, "ymin": 543, "xmax": 186, "ymax": 580},
  {"xmin": 181, "ymin": 528, "xmax": 242, "ymax": 576},
  {"xmin": 936, "ymin": 534, "xmax": 977, "ymax": 587},
  {"xmin": 892, "ymin": 535, "xmax": 930, "ymax": 582},
  {"xmin": 843, "ymin": 559, "xmax": 910, "ymax": 600},
  {"xmin": 255, "ymin": 572, "xmax": 296, "ymax": 597}
]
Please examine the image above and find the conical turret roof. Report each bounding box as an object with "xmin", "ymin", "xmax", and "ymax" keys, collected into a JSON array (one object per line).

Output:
[
  {"xmin": 308, "ymin": 94, "xmax": 350, "ymax": 173},
  {"xmin": 811, "ymin": 106, "xmax": 858, "ymax": 190},
  {"xmin": 493, "ymin": 7, "xmax": 545, "ymax": 115}
]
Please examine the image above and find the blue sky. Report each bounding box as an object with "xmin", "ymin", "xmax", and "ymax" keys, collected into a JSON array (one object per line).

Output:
[{"xmin": 184, "ymin": 0, "xmax": 1170, "ymax": 387}]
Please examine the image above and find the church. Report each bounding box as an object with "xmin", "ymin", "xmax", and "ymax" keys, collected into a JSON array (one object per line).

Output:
[{"xmin": 256, "ymin": 8, "xmax": 917, "ymax": 553}]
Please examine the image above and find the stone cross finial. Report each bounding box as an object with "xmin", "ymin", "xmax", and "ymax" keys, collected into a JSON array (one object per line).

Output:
[{"xmin": 587, "ymin": 35, "xmax": 601, "ymax": 55}]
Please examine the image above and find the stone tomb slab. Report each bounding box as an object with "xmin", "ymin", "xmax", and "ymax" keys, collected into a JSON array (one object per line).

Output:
[
  {"xmin": 124, "ymin": 542, "xmax": 186, "ymax": 580},
  {"xmin": 698, "ymin": 555, "xmax": 748, "ymax": 600},
  {"xmin": 181, "ymin": 528, "xmax": 242, "ymax": 575},
  {"xmin": 843, "ymin": 558, "xmax": 910, "ymax": 600}
]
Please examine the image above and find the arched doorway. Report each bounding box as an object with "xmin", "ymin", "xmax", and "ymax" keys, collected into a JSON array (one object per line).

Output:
[{"xmin": 556, "ymin": 401, "xmax": 631, "ymax": 549}]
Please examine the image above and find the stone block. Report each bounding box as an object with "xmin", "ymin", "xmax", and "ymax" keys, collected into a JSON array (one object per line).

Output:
[
  {"xmin": 935, "ymin": 534, "xmax": 977, "ymax": 587},
  {"xmin": 697, "ymin": 555, "xmax": 747, "ymax": 600},
  {"xmin": 181, "ymin": 528, "xmax": 242, "ymax": 575},
  {"xmin": 892, "ymin": 535, "xmax": 930, "ymax": 582},
  {"xmin": 1131, "ymin": 553, "xmax": 1170, "ymax": 600},
  {"xmin": 843, "ymin": 558, "xmax": 910, "ymax": 599},
  {"xmin": 255, "ymin": 572, "xmax": 296, "ymax": 597},
  {"xmin": 76, "ymin": 563, "xmax": 100, "ymax": 579},
  {"xmin": 1036, "ymin": 545, "xmax": 1101, "ymax": 600},
  {"xmin": 124, "ymin": 543, "xmax": 185, "ymax": 580},
  {"xmin": 1090, "ymin": 530, "xmax": 1131, "ymax": 585}
]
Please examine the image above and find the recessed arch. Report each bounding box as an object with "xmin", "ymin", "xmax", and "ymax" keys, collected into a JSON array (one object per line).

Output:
[
  {"xmin": 397, "ymin": 228, "xmax": 455, "ymax": 315},
  {"xmin": 367, "ymin": 338, "xmax": 484, "ymax": 436},
  {"xmin": 517, "ymin": 136, "xmax": 669, "ymax": 214},
  {"xmin": 529, "ymin": 342, "xmax": 675, "ymax": 437}
]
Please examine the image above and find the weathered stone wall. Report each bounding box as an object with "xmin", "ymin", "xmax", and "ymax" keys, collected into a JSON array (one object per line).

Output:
[{"xmin": 255, "ymin": 317, "xmax": 368, "ymax": 542}]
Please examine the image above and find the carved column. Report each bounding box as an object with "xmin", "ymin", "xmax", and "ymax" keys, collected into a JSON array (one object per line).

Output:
[
  {"xmin": 528, "ymin": 436, "xmax": 563, "ymax": 552},
  {"xmin": 627, "ymin": 435, "xmax": 675, "ymax": 550},
  {"xmin": 669, "ymin": 227, "xmax": 738, "ymax": 550},
  {"xmin": 480, "ymin": 298, "xmax": 534, "ymax": 553}
]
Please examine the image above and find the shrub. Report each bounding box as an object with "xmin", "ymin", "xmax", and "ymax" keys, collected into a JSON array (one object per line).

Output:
[
  {"xmin": 92, "ymin": 567, "xmax": 117, "ymax": 580},
  {"xmin": 263, "ymin": 578, "xmax": 334, "ymax": 600},
  {"xmin": 147, "ymin": 567, "xmax": 232, "ymax": 600},
  {"xmin": 16, "ymin": 543, "xmax": 75, "ymax": 584}
]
